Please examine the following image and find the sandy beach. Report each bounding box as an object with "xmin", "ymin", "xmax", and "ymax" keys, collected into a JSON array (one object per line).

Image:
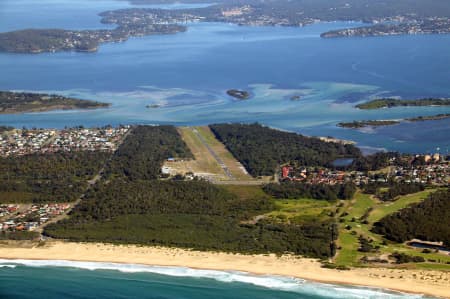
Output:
[{"xmin": 1, "ymin": 241, "xmax": 449, "ymax": 298}]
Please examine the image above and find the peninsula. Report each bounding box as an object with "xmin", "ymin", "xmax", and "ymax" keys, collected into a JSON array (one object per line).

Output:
[
  {"xmin": 0, "ymin": 24, "xmax": 185, "ymax": 53},
  {"xmin": 321, "ymin": 18, "xmax": 450, "ymax": 38},
  {"xmin": 3, "ymin": 0, "xmax": 450, "ymax": 53},
  {"xmin": 355, "ymin": 98, "xmax": 450, "ymax": 109},
  {"xmin": 0, "ymin": 91, "xmax": 110, "ymax": 114},
  {"xmin": 338, "ymin": 114, "xmax": 450, "ymax": 129}
]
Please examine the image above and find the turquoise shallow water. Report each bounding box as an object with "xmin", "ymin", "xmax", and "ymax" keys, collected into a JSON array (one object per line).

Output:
[
  {"xmin": 0, "ymin": 0, "xmax": 450, "ymax": 153},
  {"xmin": 0, "ymin": 260, "xmax": 436, "ymax": 299}
]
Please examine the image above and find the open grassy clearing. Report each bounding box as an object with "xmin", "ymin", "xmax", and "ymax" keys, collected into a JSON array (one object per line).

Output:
[
  {"xmin": 268, "ymin": 198, "xmax": 334, "ymax": 224},
  {"xmin": 368, "ymin": 189, "xmax": 437, "ymax": 223},
  {"xmin": 334, "ymin": 189, "xmax": 450, "ymax": 269}
]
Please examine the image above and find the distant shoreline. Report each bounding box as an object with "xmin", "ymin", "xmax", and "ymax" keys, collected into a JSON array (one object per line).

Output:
[
  {"xmin": 338, "ymin": 113, "xmax": 450, "ymax": 129},
  {"xmin": 0, "ymin": 241, "xmax": 449, "ymax": 298},
  {"xmin": 0, "ymin": 91, "xmax": 110, "ymax": 114}
]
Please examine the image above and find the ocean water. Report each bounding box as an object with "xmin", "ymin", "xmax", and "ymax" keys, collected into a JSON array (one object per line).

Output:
[
  {"xmin": 0, "ymin": 260, "xmax": 435, "ymax": 299},
  {"xmin": 0, "ymin": 0, "xmax": 450, "ymax": 153}
]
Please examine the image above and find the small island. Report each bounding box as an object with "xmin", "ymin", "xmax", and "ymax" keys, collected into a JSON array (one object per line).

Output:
[
  {"xmin": 0, "ymin": 91, "xmax": 110, "ymax": 114},
  {"xmin": 355, "ymin": 98, "xmax": 450, "ymax": 110},
  {"xmin": 227, "ymin": 89, "xmax": 251, "ymax": 100},
  {"xmin": 338, "ymin": 114, "xmax": 450, "ymax": 129},
  {"xmin": 406, "ymin": 113, "xmax": 450, "ymax": 122},
  {"xmin": 146, "ymin": 104, "xmax": 162, "ymax": 109},
  {"xmin": 338, "ymin": 120, "xmax": 400, "ymax": 128}
]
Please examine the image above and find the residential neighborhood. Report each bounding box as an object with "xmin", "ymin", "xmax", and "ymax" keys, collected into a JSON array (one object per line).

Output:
[
  {"xmin": 0, "ymin": 203, "xmax": 71, "ymax": 233},
  {"xmin": 280, "ymin": 154, "xmax": 449, "ymax": 186},
  {"xmin": 0, "ymin": 126, "xmax": 130, "ymax": 157}
]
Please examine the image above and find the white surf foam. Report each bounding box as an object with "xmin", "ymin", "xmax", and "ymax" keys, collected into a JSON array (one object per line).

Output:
[
  {"xmin": 0, "ymin": 259, "xmax": 427, "ymax": 299},
  {"xmin": 0, "ymin": 264, "xmax": 16, "ymax": 268}
]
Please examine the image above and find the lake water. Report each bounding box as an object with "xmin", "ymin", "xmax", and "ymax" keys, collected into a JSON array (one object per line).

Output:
[
  {"xmin": 0, "ymin": 260, "xmax": 435, "ymax": 299},
  {"xmin": 0, "ymin": 0, "xmax": 449, "ymax": 153}
]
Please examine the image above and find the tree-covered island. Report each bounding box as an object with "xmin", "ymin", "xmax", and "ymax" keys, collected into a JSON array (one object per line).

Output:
[
  {"xmin": 226, "ymin": 89, "xmax": 251, "ymax": 100},
  {"xmin": 338, "ymin": 114, "xmax": 450, "ymax": 129},
  {"xmin": 355, "ymin": 98, "xmax": 450, "ymax": 109},
  {"xmin": 0, "ymin": 91, "xmax": 110, "ymax": 114},
  {"xmin": 338, "ymin": 120, "xmax": 400, "ymax": 128}
]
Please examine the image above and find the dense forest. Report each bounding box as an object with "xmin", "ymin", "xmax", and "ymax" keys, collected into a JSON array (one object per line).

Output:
[
  {"xmin": 362, "ymin": 181, "xmax": 425, "ymax": 201},
  {"xmin": 209, "ymin": 123, "xmax": 361, "ymax": 176},
  {"xmin": 0, "ymin": 151, "xmax": 110, "ymax": 203},
  {"xmin": 338, "ymin": 120, "xmax": 400, "ymax": 128},
  {"xmin": 351, "ymin": 152, "xmax": 401, "ymax": 171},
  {"xmin": 0, "ymin": 91, "xmax": 109, "ymax": 113},
  {"xmin": 45, "ymin": 179, "xmax": 336, "ymax": 257},
  {"xmin": 372, "ymin": 189, "xmax": 450, "ymax": 247},
  {"xmin": 356, "ymin": 98, "xmax": 450, "ymax": 110},
  {"xmin": 263, "ymin": 182, "xmax": 356, "ymax": 201},
  {"xmin": 105, "ymin": 125, "xmax": 193, "ymax": 180}
]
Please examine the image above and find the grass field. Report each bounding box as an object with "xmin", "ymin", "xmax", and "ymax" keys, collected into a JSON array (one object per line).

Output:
[
  {"xmin": 268, "ymin": 198, "xmax": 334, "ymax": 224},
  {"xmin": 367, "ymin": 189, "xmax": 436, "ymax": 223},
  {"xmin": 334, "ymin": 189, "xmax": 450, "ymax": 269}
]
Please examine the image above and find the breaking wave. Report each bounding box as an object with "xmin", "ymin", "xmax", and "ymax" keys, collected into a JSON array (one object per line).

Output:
[{"xmin": 0, "ymin": 259, "xmax": 428, "ymax": 299}]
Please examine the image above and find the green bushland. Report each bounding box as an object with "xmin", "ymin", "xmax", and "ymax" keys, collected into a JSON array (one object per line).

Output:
[
  {"xmin": 338, "ymin": 120, "xmax": 400, "ymax": 128},
  {"xmin": 362, "ymin": 181, "xmax": 425, "ymax": 201},
  {"xmin": 0, "ymin": 91, "xmax": 109, "ymax": 113},
  {"xmin": 0, "ymin": 151, "xmax": 110, "ymax": 203},
  {"xmin": 263, "ymin": 182, "xmax": 356, "ymax": 201},
  {"xmin": 105, "ymin": 125, "xmax": 193, "ymax": 180},
  {"xmin": 0, "ymin": 231, "xmax": 40, "ymax": 241},
  {"xmin": 356, "ymin": 98, "xmax": 450, "ymax": 110},
  {"xmin": 45, "ymin": 125, "xmax": 338, "ymax": 258},
  {"xmin": 372, "ymin": 189, "xmax": 450, "ymax": 247},
  {"xmin": 45, "ymin": 179, "xmax": 337, "ymax": 257},
  {"xmin": 209, "ymin": 123, "xmax": 361, "ymax": 176}
]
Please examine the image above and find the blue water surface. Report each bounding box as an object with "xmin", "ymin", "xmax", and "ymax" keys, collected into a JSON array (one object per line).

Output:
[
  {"xmin": 0, "ymin": 0, "xmax": 449, "ymax": 153},
  {"xmin": 0, "ymin": 261, "xmax": 435, "ymax": 299}
]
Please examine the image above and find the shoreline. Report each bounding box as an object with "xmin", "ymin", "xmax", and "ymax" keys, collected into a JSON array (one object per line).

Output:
[{"xmin": 0, "ymin": 241, "xmax": 449, "ymax": 298}]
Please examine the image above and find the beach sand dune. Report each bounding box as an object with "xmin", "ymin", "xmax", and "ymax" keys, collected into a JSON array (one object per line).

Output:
[{"xmin": 0, "ymin": 241, "xmax": 449, "ymax": 298}]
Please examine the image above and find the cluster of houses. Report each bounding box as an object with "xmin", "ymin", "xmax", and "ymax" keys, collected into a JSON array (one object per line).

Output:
[
  {"xmin": 46, "ymin": 127, "xmax": 129, "ymax": 153},
  {"xmin": 280, "ymin": 154, "xmax": 449, "ymax": 187},
  {"xmin": 388, "ymin": 163, "xmax": 449, "ymax": 185},
  {"xmin": 0, "ymin": 203, "xmax": 70, "ymax": 232},
  {"xmin": 0, "ymin": 126, "xmax": 129, "ymax": 157},
  {"xmin": 0, "ymin": 204, "xmax": 19, "ymax": 219},
  {"xmin": 280, "ymin": 166, "xmax": 366, "ymax": 185},
  {"xmin": 0, "ymin": 130, "xmax": 56, "ymax": 156}
]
